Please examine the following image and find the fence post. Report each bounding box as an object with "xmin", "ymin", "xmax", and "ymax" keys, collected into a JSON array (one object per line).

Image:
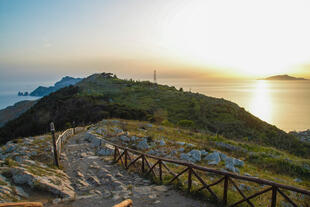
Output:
[
  {"xmin": 50, "ymin": 122, "xmax": 59, "ymax": 168},
  {"xmin": 159, "ymin": 160, "xmax": 163, "ymax": 183},
  {"xmin": 124, "ymin": 149, "xmax": 128, "ymax": 168},
  {"xmin": 271, "ymin": 186, "xmax": 277, "ymax": 207},
  {"xmin": 114, "ymin": 146, "xmax": 118, "ymax": 162},
  {"xmin": 223, "ymin": 175, "xmax": 229, "ymax": 205},
  {"xmin": 188, "ymin": 166, "xmax": 192, "ymax": 193},
  {"xmin": 142, "ymin": 155, "xmax": 145, "ymax": 173}
]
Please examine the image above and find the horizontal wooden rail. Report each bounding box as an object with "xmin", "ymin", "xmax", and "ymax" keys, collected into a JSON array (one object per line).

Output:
[
  {"xmin": 0, "ymin": 202, "xmax": 43, "ymax": 207},
  {"xmin": 98, "ymin": 135, "xmax": 310, "ymax": 207},
  {"xmin": 113, "ymin": 199, "xmax": 133, "ymax": 207}
]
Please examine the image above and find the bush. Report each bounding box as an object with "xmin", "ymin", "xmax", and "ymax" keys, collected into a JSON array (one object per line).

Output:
[{"xmin": 177, "ymin": 120, "xmax": 194, "ymax": 128}]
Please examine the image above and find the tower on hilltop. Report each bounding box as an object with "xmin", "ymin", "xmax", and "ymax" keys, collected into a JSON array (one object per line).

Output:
[{"xmin": 154, "ymin": 70, "xmax": 157, "ymax": 83}]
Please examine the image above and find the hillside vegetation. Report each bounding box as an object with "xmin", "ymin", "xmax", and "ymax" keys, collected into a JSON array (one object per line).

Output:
[{"xmin": 0, "ymin": 73, "xmax": 309, "ymax": 158}]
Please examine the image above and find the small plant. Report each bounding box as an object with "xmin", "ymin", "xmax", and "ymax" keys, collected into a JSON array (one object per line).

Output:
[
  {"xmin": 127, "ymin": 184, "xmax": 133, "ymax": 191},
  {"xmin": 4, "ymin": 158, "xmax": 17, "ymax": 167},
  {"xmin": 177, "ymin": 120, "xmax": 194, "ymax": 128}
]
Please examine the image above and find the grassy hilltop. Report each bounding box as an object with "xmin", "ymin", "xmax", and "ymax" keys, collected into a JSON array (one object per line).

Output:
[{"xmin": 0, "ymin": 72, "xmax": 309, "ymax": 157}]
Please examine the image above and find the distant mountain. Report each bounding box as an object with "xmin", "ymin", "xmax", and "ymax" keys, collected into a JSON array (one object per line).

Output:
[
  {"xmin": 262, "ymin": 74, "xmax": 307, "ymax": 80},
  {"xmin": 30, "ymin": 76, "xmax": 82, "ymax": 97},
  {"xmin": 0, "ymin": 100, "xmax": 37, "ymax": 127}
]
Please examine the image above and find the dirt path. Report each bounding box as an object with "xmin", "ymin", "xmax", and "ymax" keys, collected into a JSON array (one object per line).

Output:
[{"xmin": 49, "ymin": 132, "xmax": 213, "ymax": 207}]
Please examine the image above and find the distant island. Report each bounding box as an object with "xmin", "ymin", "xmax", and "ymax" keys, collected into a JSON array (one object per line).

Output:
[
  {"xmin": 18, "ymin": 76, "xmax": 82, "ymax": 97},
  {"xmin": 261, "ymin": 74, "xmax": 308, "ymax": 81}
]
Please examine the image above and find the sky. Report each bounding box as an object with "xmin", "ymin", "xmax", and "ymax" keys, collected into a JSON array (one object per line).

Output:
[{"xmin": 1, "ymin": 0, "xmax": 310, "ymax": 83}]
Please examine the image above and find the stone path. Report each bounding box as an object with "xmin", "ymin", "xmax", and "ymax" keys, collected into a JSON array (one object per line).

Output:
[{"xmin": 49, "ymin": 132, "xmax": 213, "ymax": 207}]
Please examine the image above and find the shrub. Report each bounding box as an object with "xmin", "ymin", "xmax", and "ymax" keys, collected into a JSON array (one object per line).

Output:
[{"xmin": 177, "ymin": 120, "xmax": 194, "ymax": 128}]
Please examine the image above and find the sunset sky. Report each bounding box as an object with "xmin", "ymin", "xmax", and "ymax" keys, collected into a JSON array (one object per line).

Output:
[{"xmin": 1, "ymin": 0, "xmax": 310, "ymax": 82}]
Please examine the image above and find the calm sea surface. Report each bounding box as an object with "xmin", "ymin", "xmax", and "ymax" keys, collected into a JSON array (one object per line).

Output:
[
  {"xmin": 0, "ymin": 81, "xmax": 53, "ymax": 110},
  {"xmin": 175, "ymin": 80, "xmax": 310, "ymax": 132},
  {"xmin": 0, "ymin": 80, "xmax": 309, "ymax": 132}
]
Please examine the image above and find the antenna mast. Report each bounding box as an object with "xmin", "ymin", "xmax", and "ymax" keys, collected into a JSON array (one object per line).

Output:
[{"xmin": 154, "ymin": 70, "xmax": 157, "ymax": 83}]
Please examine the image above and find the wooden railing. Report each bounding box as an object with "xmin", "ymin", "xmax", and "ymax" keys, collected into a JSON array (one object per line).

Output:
[
  {"xmin": 100, "ymin": 137, "xmax": 310, "ymax": 207},
  {"xmin": 50, "ymin": 122, "xmax": 84, "ymax": 167},
  {"xmin": 113, "ymin": 199, "xmax": 133, "ymax": 207},
  {"xmin": 0, "ymin": 202, "xmax": 43, "ymax": 207}
]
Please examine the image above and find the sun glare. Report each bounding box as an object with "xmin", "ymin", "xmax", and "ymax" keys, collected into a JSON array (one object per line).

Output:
[
  {"xmin": 249, "ymin": 80, "xmax": 272, "ymax": 123},
  {"xmin": 159, "ymin": 0, "xmax": 310, "ymax": 78}
]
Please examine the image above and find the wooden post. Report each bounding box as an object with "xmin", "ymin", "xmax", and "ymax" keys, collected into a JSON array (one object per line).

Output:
[
  {"xmin": 223, "ymin": 175, "xmax": 229, "ymax": 205},
  {"xmin": 114, "ymin": 146, "xmax": 118, "ymax": 162},
  {"xmin": 50, "ymin": 122, "xmax": 59, "ymax": 168},
  {"xmin": 124, "ymin": 149, "xmax": 128, "ymax": 168},
  {"xmin": 188, "ymin": 166, "xmax": 192, "ymax": 193},
  {"xmin": 159, "ymin": 160, "xmax": 163, "ymax": 183},
  {"xmin": 271, "ymin": 186, "xmax": 277, "ymax": 207},
  {"xmin": 142, "ymin": 155, "xmax": 145, "ymax": 173}
]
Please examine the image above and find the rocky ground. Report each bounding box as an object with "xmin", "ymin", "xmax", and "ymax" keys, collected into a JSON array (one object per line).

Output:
[
  {"xmin": 49, "ymin": 131, "xmax": 212, "ymax": 207},
  {"xmin": 1, "ymin": 119, "xmax": 309, "ymax": 206},
  {"xmin": 0, "ymin": 135, "xmax": 75, "ymax": 203}
]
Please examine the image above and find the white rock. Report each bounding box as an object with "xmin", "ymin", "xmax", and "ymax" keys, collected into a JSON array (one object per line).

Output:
[
  {"xmin": 178, "ymin": 148, "xmax": 185, "ymax": 152},
  {"xmin": 15, "ymin": 186, "xmax": 29, "ymax": 198},
  {"xmin": 120, "ymin": 136, "xmax": 130, "ymax": 142},
  {"xmin": 97, "ymin": 148, "xmax": 113, "ymax": 156},
  {"xmin": 137, "ymin": 139, "xmax": 149, "ymax": 150},
  {"xmin": 188, "ymin": 150, "xmax": 201, "ymax": 162},
  {"xmin": 180, "ymin": 153, "xmax": 194, "ymax": 163},
  {"xmin": 159, "ymin": 139, "xmax": 166, "ymax": 146},
  {"xmin": 204, "ymin": 151, "xmax": 221, "ymax": 165},
  {"xmin": 200, "ymin": 150, "xmax": 208, "ymax": 156},
  {"xmin": 176, "ymin": 142, "xmax": 185, "ymax": 146},
  {"xmin": 85, "ymin": 132, "xmax": 101, "ymax": 147}
]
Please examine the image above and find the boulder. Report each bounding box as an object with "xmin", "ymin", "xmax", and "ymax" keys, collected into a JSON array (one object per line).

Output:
[
  {"xmin": 180, "ymin": 153, "xmax": 194, "ymax": 162},
  {"xmin": 159, "ymin": 139, "xmax": 166, "ymax": 146},
  {"xmin": 294, "ymin": 178, "xmax": 302, "ymax": 183},
  {"xmin": 219, "ymin": 152, "xmax": 228, "ymax": 161},
  {"xmin": 188, "ymin": 150, "xmax": 201, "ymax": 162},
  {"xmin": 120, "ymin": 135, "xmax": 130, "ymax": 142},
  {"xmin": 204, "ymin": 151, "xmax": 221, "ymax": 165},
  {"xmin": 178, "ymin": 148, "xmax": 185, "ymax": 152},
  {"xmin": 85, "ymin": 132, "xmax": 101, "ymax": 147},
  {"xmin": 131, "ymin": 136, "xmax": 139, "ymax": 142},
  {"xmin": 225, "ymin": 162, "xmax": 237, "ymax": 173},
  {"xmin": 97, "ymin": 148, "xmax": 113, "ymax": 156},
  {"xmin": 200, "ymin": 150, "xmax": 208, "ymax": 156},
  {"xmin": 11, "ymin": 167, "xmax": 75, "ymax": 198},
  {"xmin": 176, "ymin": 142, "xmax": 185, "ymax": 146},
  {"xmin": 15, "ymin": 186, "xmax": 29, "ymax": 198},
  {"xmin": 234, "ymin": 159, "xmax": 244, "ymax": 167},
  {"xmin": 137, "ymin": 139, "xmax": 149, "ymax": 150}
]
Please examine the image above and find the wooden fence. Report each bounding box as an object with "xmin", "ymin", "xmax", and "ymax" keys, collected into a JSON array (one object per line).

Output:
[
  {"xmin": 100, "ymin": 137, "xmax": 310, "ymax": 207},
  {"xmin": 50, "ymin": 122, "xmax": 84, "ymax": 167}
]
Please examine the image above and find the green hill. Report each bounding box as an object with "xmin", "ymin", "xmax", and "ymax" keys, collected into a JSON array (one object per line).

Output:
[{"xmin": 1, "ymin": 72, "xmax": 309, "ymax": 157}]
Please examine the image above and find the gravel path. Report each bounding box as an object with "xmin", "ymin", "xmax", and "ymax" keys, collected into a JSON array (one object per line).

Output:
[{"xmin": 50, "ymin": 132, "xmax": 213, "ymax": 207}]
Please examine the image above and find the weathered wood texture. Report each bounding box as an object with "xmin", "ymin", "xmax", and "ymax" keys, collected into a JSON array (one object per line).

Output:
[
  {"xmin": 0, "ymin": 202, "xmax": 43, "ymax": 207},
  {"xmin": 113, "ymin": 199, "xmax": 133, "ymax": 207}
]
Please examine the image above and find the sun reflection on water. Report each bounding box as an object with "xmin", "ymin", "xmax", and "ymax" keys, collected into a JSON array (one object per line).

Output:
[{"xmin": 249, "ymin": 80, "xmax": 273, "ymax": 123}]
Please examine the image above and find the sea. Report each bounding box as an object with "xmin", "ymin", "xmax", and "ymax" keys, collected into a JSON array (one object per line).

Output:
[
  {"xmin": 0, "ymin": 81, "xmax": 53, "ymax": 110},
  {"xmin": 0, "ymin": 79, "xmax": 309, "ymax": 132}
]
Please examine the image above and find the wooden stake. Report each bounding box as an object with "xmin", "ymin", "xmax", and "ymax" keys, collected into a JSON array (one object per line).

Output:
[{"xmin": 50, "ymin": 122, "xmax": 59, "ymax": 168}]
